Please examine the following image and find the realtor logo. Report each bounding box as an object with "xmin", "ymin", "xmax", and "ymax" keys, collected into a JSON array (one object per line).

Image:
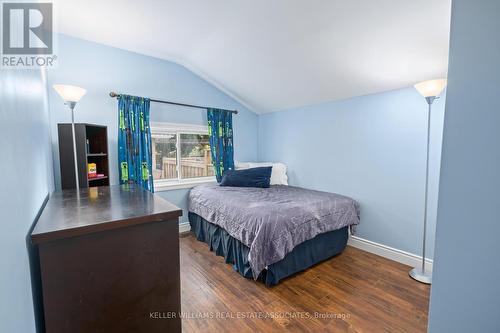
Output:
[
  {"xmin": 1, "ymin": 2, "xmax": 56, "ymax": 68},
  {"xmin": 2, "ymin": 2, "xmax": 52, "ymax": 54}
]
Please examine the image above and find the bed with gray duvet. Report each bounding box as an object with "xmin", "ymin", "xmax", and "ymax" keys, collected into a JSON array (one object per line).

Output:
[{"xmin": 188, "ymin": 184, "xmax": 360, "ymax": 286}]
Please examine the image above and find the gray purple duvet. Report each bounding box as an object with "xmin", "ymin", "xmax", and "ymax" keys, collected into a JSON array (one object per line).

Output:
[{"xmin": 188, "ymin": 184, "xmax": 360, "ymax": 279}]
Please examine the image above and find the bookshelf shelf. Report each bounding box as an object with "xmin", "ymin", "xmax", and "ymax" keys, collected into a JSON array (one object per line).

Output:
[{"xmin": 88, "ymin": 176, "xmax": 109, "ymax": 181}]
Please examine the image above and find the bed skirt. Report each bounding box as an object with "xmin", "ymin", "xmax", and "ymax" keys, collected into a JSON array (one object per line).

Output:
[{"xmin": 188, "ymin": 212, "xmax": 349, "ymax": 286}]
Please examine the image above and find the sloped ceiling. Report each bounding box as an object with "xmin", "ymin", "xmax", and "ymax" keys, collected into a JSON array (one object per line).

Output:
[{"xmin": 54, "ymin": 0, "xmax": 451, "ymax": 113}]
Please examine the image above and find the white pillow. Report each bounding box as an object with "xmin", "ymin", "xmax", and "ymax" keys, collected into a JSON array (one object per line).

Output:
[
  {"xmin": 236, "ymin": 161, "xmax": 288, "ymax": 185},
  {"xmin": 235, "ymin": 161, "xmax": 251, "ymax": 170}
]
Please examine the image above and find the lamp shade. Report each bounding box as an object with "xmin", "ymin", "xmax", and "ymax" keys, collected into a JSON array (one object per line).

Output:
[
  {"xmin": 53, "ymin": 84, "xmax": 87, "ymax": 103},
  {"xmin": 414, "ymin": 79, "xmax": 447, "ymax": 98}
]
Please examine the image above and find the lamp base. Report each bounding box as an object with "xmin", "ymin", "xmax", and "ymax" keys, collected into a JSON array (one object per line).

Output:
[{"xmin": 409, "ymin": 267, "xmax": 432, "ymax": 284}]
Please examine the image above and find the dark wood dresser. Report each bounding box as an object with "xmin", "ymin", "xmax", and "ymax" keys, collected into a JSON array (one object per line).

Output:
[{"xmin": 31, "ymin": 185, "xmax": 182, "ymax": 333}]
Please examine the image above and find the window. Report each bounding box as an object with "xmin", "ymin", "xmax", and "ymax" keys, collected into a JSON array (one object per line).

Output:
[{"xmin": 151, "ymin": 122, "xmax": 215, "ymax": 189}]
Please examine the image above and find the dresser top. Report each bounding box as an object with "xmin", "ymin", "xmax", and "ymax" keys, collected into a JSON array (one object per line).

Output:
[{"xmin": 31, "ymin": 185, "xmax": 182, "ymax": 244}]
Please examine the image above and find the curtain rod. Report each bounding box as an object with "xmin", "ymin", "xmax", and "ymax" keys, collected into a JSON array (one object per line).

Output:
[{"xmin": 109, "ymin": 92, "xmax": 238, "ymax": 114}]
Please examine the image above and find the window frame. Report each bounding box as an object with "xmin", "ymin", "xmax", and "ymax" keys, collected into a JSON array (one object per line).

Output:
[{"xmin": 150, "ymin": 122, "xmax": 216, "ymax": 191}]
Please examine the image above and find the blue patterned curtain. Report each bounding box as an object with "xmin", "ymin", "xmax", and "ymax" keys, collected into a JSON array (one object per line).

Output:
[
  {"xmin": 207, "ymin": 108, "xmax": 235, "ymax": 182},
  {"xmin": 117, "ymin": 95, "xmax": 154, "ymax": 192}
]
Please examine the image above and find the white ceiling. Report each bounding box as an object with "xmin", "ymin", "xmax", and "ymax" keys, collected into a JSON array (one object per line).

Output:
[{"xmin": 54, "ymin": 0, "xmax": 451, "ymax": 113}]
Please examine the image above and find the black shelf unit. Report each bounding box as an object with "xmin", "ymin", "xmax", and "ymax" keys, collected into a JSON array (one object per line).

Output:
[{"xmin": 58, "ymin": 123, "xmax": 110, "ymax": 189}]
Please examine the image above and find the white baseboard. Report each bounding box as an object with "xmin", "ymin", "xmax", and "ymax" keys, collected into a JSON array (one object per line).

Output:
[
  {"xmin": 348, "ymin": 235, "xmax": 433, "ymax": 272},
  {"xmin": 179, "ymin": 222, "xmax": 191, "ymax": 233}
]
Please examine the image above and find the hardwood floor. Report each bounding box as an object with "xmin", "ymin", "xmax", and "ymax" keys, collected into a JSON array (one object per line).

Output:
[{"xmin": 180, "ymin": 233, "xmax": 430, "ymax": 333}]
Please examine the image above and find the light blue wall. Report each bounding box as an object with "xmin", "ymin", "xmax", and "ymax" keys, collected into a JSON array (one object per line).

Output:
[
  {"xmin": 47, "ymin": 35, "xmax": 259, "ymax": 223},
  {"xmin": 258, "ymin": 87, "xmax": 445, "ymax": 259},
  {"xmin": 156, "ymin": 188, "xmax": 192, "ymax": 224},
  {"xmin": 0, "ymin": 68, "xmax": 54, "ymax": 332},
  {"xmin": 428, "ymin": 1, "xmax": 500, "ymax": 332}
]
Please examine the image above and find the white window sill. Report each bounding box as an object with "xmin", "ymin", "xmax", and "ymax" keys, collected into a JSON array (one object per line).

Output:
[{"xmin": 154, "ymin": 178, "xmax": 217, "ymax": 191}]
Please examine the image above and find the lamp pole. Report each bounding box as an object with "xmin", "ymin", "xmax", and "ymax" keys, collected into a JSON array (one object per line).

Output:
[
  {"xmin": 409, "ymin": 95, "xmax": 437, "ymax": 284},
  {"xmin": 68, "ymin": 101, "xmax": 79, "ymax": 191}
]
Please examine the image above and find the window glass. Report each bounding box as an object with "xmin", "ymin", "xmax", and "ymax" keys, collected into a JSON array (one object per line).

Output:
[
  {"xmin": 152, "ymin": 133, "xmax": 177, "ymax": 180},
  {"xmin": 180, "ymin": 134, "xmax": 213, "ymax": 179}
]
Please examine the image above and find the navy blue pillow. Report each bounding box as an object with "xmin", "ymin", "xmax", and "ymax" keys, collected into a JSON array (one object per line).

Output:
[{"xmin": 219, "ymin": 167, "xmax": 272, "ymax": 188}]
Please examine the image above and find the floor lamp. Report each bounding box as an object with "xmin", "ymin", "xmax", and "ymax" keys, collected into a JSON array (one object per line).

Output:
[
  {"xmin": 53, "ymin": 84, "xmax": 87, "ymax": 191},
  {"xmin": 410, "ymin": 78, "xmax": 447, "ymax": 284}
]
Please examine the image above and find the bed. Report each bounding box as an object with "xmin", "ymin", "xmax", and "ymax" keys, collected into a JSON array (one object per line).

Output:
[{"xmin": 188, "ymin": 184, "xmax": 360, "ymax": 286}]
